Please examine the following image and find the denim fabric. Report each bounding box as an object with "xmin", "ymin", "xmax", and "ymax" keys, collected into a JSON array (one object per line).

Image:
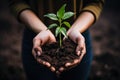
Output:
[{"xmin": 21, "ymin": 28, "xmax": 93, "ymax": 80}]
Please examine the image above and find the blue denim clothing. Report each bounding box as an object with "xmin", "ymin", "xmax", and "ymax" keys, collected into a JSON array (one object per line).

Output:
[{"xmin": 21, "ymin": 28, "xmax": 93, "ymax": 80}]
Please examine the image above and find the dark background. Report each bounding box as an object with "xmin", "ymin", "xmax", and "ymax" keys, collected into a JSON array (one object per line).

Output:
[{"xmin": 0, "ymin": 0, "xmax": 120, "ymax": 80}]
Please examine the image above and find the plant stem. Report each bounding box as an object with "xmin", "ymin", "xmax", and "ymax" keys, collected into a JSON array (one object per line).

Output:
[
  {"xmin": 59, "ymin": 19, "xmax": 62, "ymax": 47},
  {"xmin": 59, "ymin": 33, "xmax": 62, "ymax": 47},
  {"xmin": 59, "ymin": 19, "xmax": 62, "ymax": 27}
]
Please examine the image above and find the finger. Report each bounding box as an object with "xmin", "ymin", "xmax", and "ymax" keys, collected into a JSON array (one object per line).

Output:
[
  {"xmin": 76, "ymin": 45, "xmax": 83, "ymax": 56},
  {"xmin": 73, "ymin": 48, "xmax": 86, "ymax": 67},
  {"xmin": 59, "ymin": 67, "xmax": 65, "ymax": 72},
  {"xmin": 33, "ymin": 38, "xmax": 42, "ymax": 53},
  {"xmin": 37, "ymin": 51, "xmax": 41, "ymax": 56},
  {"xmin": 75, "ymin": 44, "xmax": 86, "ymax": 64},
  {"xmin": 32, "ymin": 48, "xmax": 39, "ymax": 59},
  {"xmin": 77, "ymin": 50, "xmax": 81, "ymax": 56},
  {"xmin": 65, "ymin": 48, "xmax": 86, "ymax": 68},
  {"xmin": 63, "ymin": 36, "xmax": 68, "ymax": 41},
  {"xmin": 65, "ymin": 62, "xmax": 71, "ymax": 67},
  {"xmin": 76, "ymin": 40, "xmax": 85, "ymax": 56},
  {"xmin": 32, "ymin": 48, "xmax": 36, "ymax": 58},
  {"xmin": 76, "ymin": 44, "xmax": 86, "ymax": 56},
  {"xmin": 48, "ymin": 34, "xmax": 56, "ymax": 44},
  {"xmin": 33, "ymin": 31, "xmax": 50, "ymax": 46},
  {"xmin": 34, "ymin": 48, "xmax": 42, "ymax": 56},
  {"xmin": 82, "ymin": 44, "xmax": 86, "ymax": 55},
  {"xmin": 50, "ymin": 66, "xmax": 56, "ymax": 72},
  {"xmin": 32, "ymin": 47, "xmax": 42, "ymax": 59},
  {"xmin": 65, "ymin": 59, "xmax": 79, "ymax": 67},
  {"xmin": 37, "ymin": 58, "xmax": 51, "ymax": 67},
  {"xmin": 77, "ymin": 47, "xmax": 86, "ymax": 63},
  {"xmin": 56, "ymin": 71, "xmax": 61, "ymax": 75},
  {"xmin": 33, "ymin": 38, "xmax": 41, "ymax": 47},
  {"xmin": 32, "ymin": 38, "xmax": 42, "ymax": 57}
]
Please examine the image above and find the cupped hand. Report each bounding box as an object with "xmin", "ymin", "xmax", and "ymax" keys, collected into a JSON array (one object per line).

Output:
[
  {"xmin": 32, "ymin": 30, "xmax": 56, "ymax": 72},
  {"xmin": 56, "ymin": 29, "xmax": 86, "ymax": 74}
]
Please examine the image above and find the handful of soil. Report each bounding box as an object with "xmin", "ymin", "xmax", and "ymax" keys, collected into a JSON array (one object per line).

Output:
[{"xmin": 37, "ymin": 39, "xmax": 79, "ymax": 71}]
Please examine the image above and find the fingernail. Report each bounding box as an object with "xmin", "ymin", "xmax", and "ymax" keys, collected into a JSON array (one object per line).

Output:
[
  {"xmin": 37, "ymin": 51, "xmax": 41, "ymax": 56},
  {"xmin": 59, "ymin": 67, "xmax": 64, "ymax": 72},
  {"xmin": 77, "ymin": 51, "xmax": 80, "ymax": 56},
  {"xmin": 45, "ymin": 62, "xmax": 51, "ymax": 67},
  {"xmin": 65, "ymin": 63, "xmax": 71, "ymax": 67},
  {"xmin": 74, "ymin": 59, "xmax": 79, "ymax": 64},
  {"xmin": 42, "ymin": 61, "xmax": 46, "ymax": 65},
  {"xmin": 50, "ymin": 66, "xmax": 56, "ymax": 72}
]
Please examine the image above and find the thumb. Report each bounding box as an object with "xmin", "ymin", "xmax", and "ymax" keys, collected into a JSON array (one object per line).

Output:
[
  {"xmin": 48, "ymin": 33, "xmax": 56, "ymax": 44},
  {"xmin": 33, "ymin": 38, "xmax": 42, "ymax": 53},
  {"xmin": 75, "ymin": 37, "xmax": 85, "ymax": 56}
]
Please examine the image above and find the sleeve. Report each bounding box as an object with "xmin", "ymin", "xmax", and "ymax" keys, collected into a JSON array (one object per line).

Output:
[
  {"xmin": 80, "ymin": 0, "xmax": 105, "ymax": 22},
  {"xmin": 8, "ymin": 0, "xmax": 31, "ymax": 20}
]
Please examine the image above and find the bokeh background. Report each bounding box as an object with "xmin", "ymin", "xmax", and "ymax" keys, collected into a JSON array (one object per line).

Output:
[{"xmin": 0, "ymin": 0, "xmax": 120, "ymax": 80}]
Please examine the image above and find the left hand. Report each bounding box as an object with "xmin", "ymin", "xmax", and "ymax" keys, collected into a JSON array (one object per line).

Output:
[
  {"xmin": 56, "ymin": 29, "xmax": 86, "ymax": 74},
  {"xmin": 32, "ymin": 30, "xmax": 56, "ymax": 72}
]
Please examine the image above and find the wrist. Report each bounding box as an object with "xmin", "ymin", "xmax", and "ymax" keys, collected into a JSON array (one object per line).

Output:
[
  {"xmin": 39, "ymin": 28, "xmax": 51, "ymax": 33},
  {"xmin": 67, "ymin": 28, "xmax": 79, "ymax": 35}
]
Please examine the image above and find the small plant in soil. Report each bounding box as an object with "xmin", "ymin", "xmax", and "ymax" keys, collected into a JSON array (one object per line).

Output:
[
  {"xmin": 37, "ymin": 4, "xmax": 79, "ymax": 72},
  {"xmin": 44, "ymin": 4, "xmax": 74, "ymax": 46}
]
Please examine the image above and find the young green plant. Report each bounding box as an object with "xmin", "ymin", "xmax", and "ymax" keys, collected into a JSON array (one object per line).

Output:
[{"xmin": 44, "ymin": 4, "xmax": 74, "ymax": 47}]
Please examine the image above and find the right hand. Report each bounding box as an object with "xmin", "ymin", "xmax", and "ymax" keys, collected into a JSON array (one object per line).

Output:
[
  {"xmin": 56, "ymin": 29, "xmax": 86, "ymax": 74},
  {"xmin": 32, "ymin": 30, "xmax": 56, "ymax": 72}
]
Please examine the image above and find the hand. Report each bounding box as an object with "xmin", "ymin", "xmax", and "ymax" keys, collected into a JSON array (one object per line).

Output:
[
  {"xmin": 57, "ymin": 29, "xmax": 86, "ymax": 73},
  {"xmin": 32, "ymin": 30, "xmax": 56, "ymax": 72}
]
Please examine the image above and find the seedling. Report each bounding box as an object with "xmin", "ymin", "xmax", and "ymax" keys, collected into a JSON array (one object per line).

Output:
[{"xmin": 44, "ymin": 4, "xmax": 74, "ymax": 47}]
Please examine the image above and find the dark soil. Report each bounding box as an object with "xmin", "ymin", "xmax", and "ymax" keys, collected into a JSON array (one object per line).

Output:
[{"xmin": 37, "ymin": 39, "xmax": 79, "ymax": 71}]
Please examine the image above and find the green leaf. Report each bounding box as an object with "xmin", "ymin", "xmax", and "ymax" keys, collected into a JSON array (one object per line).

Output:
[
  {"xmin": 57, "ymin": 4, "xmax": 66, "ymax": 19},
  {"xmin": 62, "ymin": 12, "xmax": 74, "ymax": 20},
  {"xmin": 60, "ymin": 27, "xmax": 67, "ymax": 38},
  {"xmin": 48, "ymin": 23, "xmax": 58, "ymax": 29},
  {"xmin": 44, "ymin": 13, "xmax": 58, "ymax": 20},
  {"xmin": 63, "ymin": 21, "xmax": 71, "ymax": 28},
  {"xmin": 55, "ymin": 27, "xmax": 61, "ymax": 37}
]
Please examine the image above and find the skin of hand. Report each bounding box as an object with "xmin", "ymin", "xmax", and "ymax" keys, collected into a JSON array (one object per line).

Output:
[
  {"xmin": 32, "ymin": 30, "xmax": 56, "ymax": 72},
  {"xmin": 57, "ymin": 12, "xmax": 94, "ymax": 73},
  {"xmin": 56, "ymin": 30, "xmax": 86, "ymax": 74},
  {"xmin": 19, "ymin": 10, "xmax": 57, "ymax": 72}
]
